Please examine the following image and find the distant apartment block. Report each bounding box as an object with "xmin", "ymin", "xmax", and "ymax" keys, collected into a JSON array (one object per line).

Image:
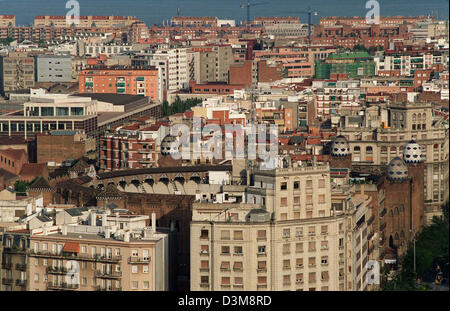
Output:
[
  {"xmin": 34, "ymin": 15, "xmax": 141, "ymax": 28},
  {"xmin": 35, "ymin": 55, "xmax": 72, "ymax": 83},
  {"xmin": 78, "ymin": 68, "xmax": 161, "ymax": 101},
  {"xmin": 0, "ymin": 52, "xmax": 35, "ymax": 95}
]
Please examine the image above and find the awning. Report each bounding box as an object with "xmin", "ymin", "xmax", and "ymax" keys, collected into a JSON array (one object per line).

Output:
[{"xmin": 63, "ymin": 242, "xmax": 80, "ymax": 253}]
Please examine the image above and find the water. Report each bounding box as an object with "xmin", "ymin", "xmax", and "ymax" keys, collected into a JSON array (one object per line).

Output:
[{"xmin": 1, "ymin": 0, "xmax": 448, "ymax": 26}]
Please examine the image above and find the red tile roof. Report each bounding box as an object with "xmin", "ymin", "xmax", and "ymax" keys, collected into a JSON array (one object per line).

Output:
[{"xmin": 19, "ymin": 163, "xmax": 46, "ymax": 177}]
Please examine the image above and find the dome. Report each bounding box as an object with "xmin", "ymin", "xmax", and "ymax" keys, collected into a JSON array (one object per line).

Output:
[
  {"xmin": 386, "ymin": 157, "xmax": 408, "ymax": 181},
  {"xmin": 160, "ymin": 135, "xmax": 180, "ymax": 156},
  {"xmin": 403, "ymin": 140, "xmax": 423, "ymax": 163},
  {"xmin": 331, "ymin": 135, "xmax": 350, "ymax": 157}
]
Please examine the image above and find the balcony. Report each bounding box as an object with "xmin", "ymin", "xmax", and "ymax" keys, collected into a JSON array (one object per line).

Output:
[
  {"xmin": 95, "ymin": 270, "xmax": 122, "ymax": 279},
  {"xmin": 15, "ymin": 263, "xmax": 27, "ymax": 271},
  {"xmin": 46, "ymin": 266, "xmax": 68, "ymax": 274},
  {"xmin": 1, "ymin": 262, "xmax": 12, "ymax": 270},
  {"xmin": 15, "ymin": 279, "xmax": 27, "ymax": 287},
  {"xmin": 199, "ymin": 251, "xmax": 209, "ymax": 256},
  {"xmin": 95, "ymin": 285, "xmax": 122, "ymax": 291},
  {"xmin": 3, "ymin": 247, "xmax": 27, "ymax": 254},
  {"xmin": 257, "ymin": 268, "xmax": 267, "ymax": 273},
  {"xmin": 257, "ymin": 252, "xmax": 267, "ymax": 257},
  {"xmin": 47, "ymin": 281, "xmax": 79, "ymax": 291},
  {"xmin": 138, "ymin": 149, "xmax": 152, "ymax": 154},
  {"xmin": 128, "ymin": 257, "xmax": 151, "ymax": 264}
]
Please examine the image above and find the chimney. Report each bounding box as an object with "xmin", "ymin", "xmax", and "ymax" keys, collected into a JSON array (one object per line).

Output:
[
  {"xmin": 151, "ymin": 212, "xmax": 156, "ymax": 233},
  {"xmin": 90, "ymin": 212, "xmax": 96, "ymax": 226},
  {"xmin": 102, "ymin": 214, "xmax": 107, "ymax": 227},
  {"xmin": 105, "ymin": 228, "xmax": 110, "ymax": 239}
]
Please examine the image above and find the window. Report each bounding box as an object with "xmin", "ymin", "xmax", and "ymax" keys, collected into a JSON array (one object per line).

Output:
[
  {"xmin": 221, "ymin": 230, "xmax": 230, "ymax": 240},
  {"xmin": 306, "ymin": 195, "xmax": 313, "ymax": 204},
  {"xmin": 283, "ymin": 243, "xmax": 290, "ymax": 254},
  {"xmin": 321, "ymin": 226, "xmax": 328, "ymax": 235},
  {"xmin": 296, "ymin": 243, "xmax": 303, "ymax": 253},
  {"xmin": 309, "ymin": 257, "xmax": 316, "ymax": 267},
  {"xmin": 318, "ymin": 179, "xmax": 325, "ymax": 188},
  {"xmin": 34, "ymin": 273, "xmax": 39, "ymax": 282},
  {"xmin": 308, "ymin": 241, "xmax": 316, "ymax": 252},
  {"xmin": 131, "ymin": 265, "xmax": 138, "ymax": 273},
  {"xmin": 296, "ymin": 273, "xmax": 303, "ymax": 283},
  {"xmin": 201, "ymin": 276, "xmax": 209, "ymax": 285},
  {"xmin": 296, "ymin": 228, "xmax": 303, "ymax": 237},
  {"xmin": 257, "ymin": 230, "xmax": 266, "ymax": 240},
  {"xmin": 200, "ymin": 245, "xmax": 209, "ymax": 254},
  {"xmin": 306, "ymin": 180, "xmax": 313, "ymax": 188},
  {"xmin": 283, "ymin": 275, "xmax": 291, "ymax": 285},
  {"xmin": 258, "ymin": 246, "xmax": 266, "ymax": 254},
  {"xmin": 321, "ymin": 241, "xmax": 328, "ymax": 250},
  {"xmin": 258, "ymin": 261, "xmax": 266, "ymax": 270},
  {"xmin": 280, "ymin": 213, "xmax": 287, "ymax": 220},
  {"xmin": 221, "ymin": 277, "xmax": 230, "ymax": 286},
  {"xmin": 283, "ymin": 259, "xmax": 291, "ymax": 269},
  {"xmin": 234, "ymin": 246, "xmax": 243, "ymax": 255},
  {"xmin": 258, "ymin": 276, "xmax": 267, "ymax": 284},
  {"xmin": 131, "ymin": 249, "xmax": 138, "ymax": 257},
  {"xmin": 280, "ymin": 197, "xmax": 288, "ymax": 206},
  {"xmin": 308, "ymin": 226, "xmax": 315, "ymax": 236},
  {"xmin": 294, "ymin": 181, "xmax": 300, "ymax": 189},
  {"xmin": 143, "ymin": 281, "xmax": 149, "ymax": 289},
  {"xmin": 296, "ymin": 258, "xmax": 304, "ymax": 268},
  {"xmin": 293, "ymin": 196, "xmax": 300, "ymax": 205},
  {"xmin": 233, "ymin": 261, "xmax": 243, "ymax": 271},
  {"xmin": 132, "ymin": 281, "xmax": 138, "ymax": 289},
  {"xmin": 200, "ymin": 229, "xmax": 209, "ymax": 239},
  {"xmin": 283, "ymin": 228, "xmax": 290, "ymax": 237},
  {"xmin": 234, "ymin": 277, "xmax": 243, "ymax": 285},
  {"xmin": 200, "ymin": 260, "xmax": 209, "ymax": 269},
  {"xmin": 143, "ymin": 265, "xmax": 149, "ymax": 273},
  {"xmin": 309, "ymin": 272, "xmax": 316, "ymax": 282},
  {"xmin": 281, "ymin": 182, "xmax": 287, "ymax": 190},
  {"xmin": 318, "ymin": 194, "xmax": 325, "ymax": 203},
  {"xmin": 221, "ymin": 246, "xmax": 230, "ymax": 255},
  {"xmin": 220, "ymin": 261, "xmax": 230, "ymax": 270},
  {"xmin": 321, "ymin": 256, "xmax": 328, "ymax": 265},
  {"xmin": 233, "ymin": 231, "xmax": 243, "ymax": 240},
  {"xmin": 321, "ymin": 271, "xmax": 329, "ymax": 281}
]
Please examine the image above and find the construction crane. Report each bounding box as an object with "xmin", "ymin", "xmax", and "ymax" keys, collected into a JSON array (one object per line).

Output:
[{"xmin": 240, "ymin": 1, "xmax": 269, "ymax": 25}]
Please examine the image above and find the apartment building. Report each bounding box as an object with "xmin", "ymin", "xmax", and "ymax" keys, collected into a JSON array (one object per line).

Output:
[
  {"xmin": 0, "ymin": 15, "xmax": 15, "ymax": 27},
  {"xmin": 34, "ymin": 15, "xmax": 141, "ymax": 28},
  {"xmin": 313, "ymin": 80, "xmax": 361, "ymax": 117},
  {"xmin": 191, "ymin": 163, "xmax": 371, "ymax": 291},
  {"xmin": 35, "ymin": 55, "xmax": 73, "ymax": 83},
  {"xmin": 78, "ymin": 68, "xmax": 161, "ymax": 101},
  {"xmin": 0, "ymin": 52, "xmax": 35, "ymax": 95},
  {"xmin": 1, "ymin": 208, "xmax": 170, "ymax": 291},
  {"xmin": 132, "ymin": 48, "xmax": 189, "ymax": 91},
  {"xmin": 340, "ymin": 100, "xmax": 449, "ymax": 223},
  {"xmin": 189, "ymin": 45, "xmax": 234, "ymax": 84}
]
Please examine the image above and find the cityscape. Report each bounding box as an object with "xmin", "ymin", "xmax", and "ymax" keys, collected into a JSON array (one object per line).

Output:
[{"xmin": 0, "ymin": 0, "xmax": 449, "ymax": 295}]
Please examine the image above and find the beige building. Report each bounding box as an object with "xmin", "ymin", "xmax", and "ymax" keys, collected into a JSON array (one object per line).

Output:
[
  {"xmin": 188, "ymin": 45, "xmax": 234, "ymax": 84},
  {"xmin": 191, "ymin": 163, "xmax": 373, "ymax": 291},
  {"xmin": 341, "ymin": 101, "xmax": 449, "ymax": 223},
  {"xmin": 0, "ymin": 52, "xmax": 35, "ymax": 95}
]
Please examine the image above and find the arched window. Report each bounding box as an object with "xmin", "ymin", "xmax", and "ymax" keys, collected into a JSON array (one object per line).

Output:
[
  {"xmin": 394, "ymin": 232, "xmax": 399, "ymax": 240},
  {"xmin": 389, "ymin": 235, "xmax": 394, "ymax": 248},
  {"xmin": 381, "ymin": 146, "xmax": 387, "ymax": 154},
  {"xmin": 354, "ymin": 146, "xmax": 361, "ymax": 153},
  {"xmin": 390, "ymin": 147, "xmax": 397, "ymax": 154},
  {"xmin": 412, "ymin": 113, "xmax": 417, "ymax": 121},
  {"xmin": 389, "ymin": 210, "xmax": 393, "ymax": 217},
  {"xmin": 394, "ymin": 207, "xmax": 399, "ymax": 215},
  {"xmin": 366, "ymin": 146, "xmax": 373, "ymax": 154}
]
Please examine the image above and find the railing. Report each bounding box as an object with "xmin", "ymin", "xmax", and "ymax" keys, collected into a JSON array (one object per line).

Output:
[
  {"xmin": 94, "ymin": 270, "xmax": 122, "ymax": 278},
  {"xmin": 47, "ymin": 281, "xmax": 79, "ymax": 290},
  {"xmin": 15, "ymin": 279, "xmax": 27, "ymax": 287},
  {"xmin": 46, "ymin": 266, "xmax": 68, "ymax": 274},
  {"xmin": 15, "ymin": 263, "xmax": 27, "ymax": 271},
  {"xmin": 128, "ymin": 257, "xmax": 151, "ymax": 264},
  {"xmin": 29, "ymin": 250, "xmax": 122, "ymax": 263},
  {"xmin": 3, "ymin": 247, "xmax": 27, "ymax": 254}
]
